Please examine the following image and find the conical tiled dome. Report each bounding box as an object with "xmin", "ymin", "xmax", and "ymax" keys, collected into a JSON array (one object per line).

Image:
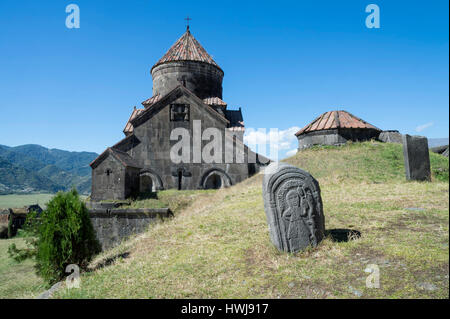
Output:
[
  {"xmin": 152, "ymin": 29, "xmax": 221, "ymax": 71},
  {"xmin": 150, "ymin": 29, "xmax": 224, "ymax": 100},
  {"xmin": 295, "ymin": 110, "xmax": 380, "ymax": 136}
]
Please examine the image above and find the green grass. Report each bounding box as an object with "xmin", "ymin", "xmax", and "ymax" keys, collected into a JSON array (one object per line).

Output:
[
  {"xmin": 0, "ymin": 141, "xmax": 447, "ymax": 299},
  {"xmin": 288, "ymin": 141, "xmax": 448, "ymax": 183},
  {"xmin": 48, "ymin": 141, "xmax": 448, "ymax": 299},
  {"xmin": 124, "ymin": 189, "xmax": 217, "ymax": 212},
  {"xmin": 0, "ymin": 193, "xmax": 88, "ymax": 210},
  {"xmin": 0, "ymin": 193, "xmax": 55, "ymax": 209},
  {"xmin": 0, "ymin": 238, "xmax": 46, "ymax": 298}
]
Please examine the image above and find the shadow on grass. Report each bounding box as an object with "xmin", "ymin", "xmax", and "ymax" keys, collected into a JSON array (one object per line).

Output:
[
  {"xmin": 89, "ymin": 252, "xmax": 131, "ymax": 271},
  {"xmin": 326, "ymin": 229, "xmax": 361, "ymax": 242},
  {"xmin": 134, "ymin": 192, "xmax": 158, "ymax": 200}
]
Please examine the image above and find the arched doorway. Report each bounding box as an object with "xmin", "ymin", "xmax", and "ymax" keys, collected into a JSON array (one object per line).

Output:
[
  {"xmin": 140, "ymin": 174, "xmax": 153, "ymax": 194},
  {"xmin": 139, "ymin": 170, "xmax": 163, "ymax": 192},
  {"xmin": 204, "ymin": 173, "xmax": 222, "ymax": 189}
]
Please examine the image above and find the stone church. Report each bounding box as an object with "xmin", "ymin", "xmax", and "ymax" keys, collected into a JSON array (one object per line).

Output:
[
  {"xmin": 90, "ymin": 27, "xmax": 268, "ymax": 201},
  {"xmin": 295, "ymin": 110, "xmax": 382, "ymax": 150}
]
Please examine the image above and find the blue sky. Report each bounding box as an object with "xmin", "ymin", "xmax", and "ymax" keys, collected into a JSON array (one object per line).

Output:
[{"xmin": 0, "ymin": 0, "xmax": 448, "ymax": 158}]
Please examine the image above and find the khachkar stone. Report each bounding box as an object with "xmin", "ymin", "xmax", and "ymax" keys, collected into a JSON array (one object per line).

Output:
[
  {"xmin": 402, "ymin": 134, "xmax": 431, "ymax": 181},
  {"xmin": 262, "ymin": 162, "xmax": 325, "ymax": 253}
]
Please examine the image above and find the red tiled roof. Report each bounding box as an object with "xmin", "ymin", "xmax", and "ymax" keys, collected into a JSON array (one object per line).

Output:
[
  {"xmin": 152, "ymin": 30, "xmax": 221, "ymax": 71},
  {"xmin": 295, "ymin": 110, "xmax": 381, "ymax": 136},
  {"xmin": 203, "ymin": 97, "xmax": 227, "ymax": 107},
  {"xmin": 141, "ymin": 94, "xmax": 161, "ymax": 107},
  {"xmin": 123, "ymin": 107, "xmax": 145, "ymax": 135}
]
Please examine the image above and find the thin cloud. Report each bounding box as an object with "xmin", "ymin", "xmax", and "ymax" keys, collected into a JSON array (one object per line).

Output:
[
  {"xmin": 244, "ymin": 126, "xmax": 300, "ymax": 158},
  {"xmin": 415, "ymin": 122, "xmax": 434, "ymax": 132},
  {"xmin": 286, "ymin": 148, "xmax": 298, "ymax": 157},
  {"xmin": 244, "ymin": 126, "xmax": 300, "ymax": 151}
]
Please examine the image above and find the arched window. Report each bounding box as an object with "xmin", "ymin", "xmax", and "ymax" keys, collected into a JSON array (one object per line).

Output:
[{"xmin": 200, "ymin": 169, "xmax": 232, "ymax": 190}]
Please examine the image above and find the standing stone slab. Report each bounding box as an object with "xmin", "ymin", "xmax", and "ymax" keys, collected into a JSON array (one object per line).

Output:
[
  {"xmin": 402, "ymin": 134, "xmax": 431, "ymax": 181},
  {"xmin": 378, "ymin": 130, "xmax": 403, "ymax": 144},
  {"xmin": 262, "ymin": 162, "xmax": 325, "ymax": 253}
]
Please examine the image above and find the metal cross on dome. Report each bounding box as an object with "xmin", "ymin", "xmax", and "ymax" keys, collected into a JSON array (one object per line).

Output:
[{"xmin": 185, "ymin": 16, "xmax": 192, "ymax": 31}]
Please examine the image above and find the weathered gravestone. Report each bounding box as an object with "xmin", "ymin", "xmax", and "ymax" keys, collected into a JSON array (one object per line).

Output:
[
  {"xmin": 378, "ymin": 130, "xmax": 403, "ymax": 144},
  {"xmin": 262, "ymin": 162, "xmax": 325, "ymax": 253},
  {"xmin": 402, "ymin": 134, "xmax": 431, "ymax": 181}
]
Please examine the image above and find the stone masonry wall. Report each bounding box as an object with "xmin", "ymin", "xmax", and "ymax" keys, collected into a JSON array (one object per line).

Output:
[
  {"xmin": 91, "ymin": 156, "xmax": 126, "ymax": 201},
  {"xmin": 89, "ymin": 208, "xmax": 173, "ymax": 250},
  {"xmin": 130, "ymin": 91, "xmax": 251, "ymax": 190},
  {"xmin": 151, "ymin": 61, "xmax": 224, "ymax": 100}
]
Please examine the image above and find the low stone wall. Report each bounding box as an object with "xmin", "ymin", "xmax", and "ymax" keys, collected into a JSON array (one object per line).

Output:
[{"xmin": 89, "ymin": 208, "xmax": 173, "ymax": 250}]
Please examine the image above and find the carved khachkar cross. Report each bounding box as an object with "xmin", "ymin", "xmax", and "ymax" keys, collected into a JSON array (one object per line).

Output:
[{"xmin": 262, "ymin": 162, "xmax": 325, "ymax": 253}]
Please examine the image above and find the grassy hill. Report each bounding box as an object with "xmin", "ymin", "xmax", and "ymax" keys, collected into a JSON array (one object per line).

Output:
[
  {"xmin": 49, "ymin": 141, "xmax": 448, "ymax": 299},
  {"xmin": 0, "ymin": 144, "xmax": 97, "ymax": 195},
  {"xmin": 1, "ymin": 141, "xmax": 448, "ymax": 298}
]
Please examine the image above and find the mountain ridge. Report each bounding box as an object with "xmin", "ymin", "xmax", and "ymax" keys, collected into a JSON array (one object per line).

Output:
[{"xmin": 0, "ymin": 144, "xmax": 98, "ymax": 195}]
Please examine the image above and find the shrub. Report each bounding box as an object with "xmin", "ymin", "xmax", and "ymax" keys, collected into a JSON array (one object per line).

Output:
[
  {"xmin": 8, "ymin": 210, "xmax": 40, "ymax": 262},
  {"xmin": 9, "ymin": 189, "xmax": 101, "ymax": 285}
]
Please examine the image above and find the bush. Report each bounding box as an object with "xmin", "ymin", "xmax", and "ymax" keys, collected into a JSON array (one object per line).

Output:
[
  {"xmin": 9, "ymin": 189, "xmax": 101, "ymax": 284},
  {"xmin": 8, "ymin": 210, "xmax": 40, "ymax": 262}
]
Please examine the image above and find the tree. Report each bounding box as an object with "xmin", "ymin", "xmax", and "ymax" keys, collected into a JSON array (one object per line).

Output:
[{"xmin": 9, "ymin": 189, "xmax": 101, "ymax": 285}]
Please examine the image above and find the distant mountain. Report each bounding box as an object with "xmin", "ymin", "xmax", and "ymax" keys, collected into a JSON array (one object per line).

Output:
[
  {"xmin": 0, "ymin": 144, "xmax": 98, "ymax": 195},
  {"xmin": 0, "ymin": 157, "xmax": 64, "ymax": 194},
  {"xmin": 428, "ymin": 138, "xmax": 449, "ymax": 148}
]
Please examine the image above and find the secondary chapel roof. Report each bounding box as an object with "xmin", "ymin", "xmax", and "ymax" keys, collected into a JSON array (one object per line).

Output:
[
  {"xmin": 151, "ymin": 29, "xmax": 222, "ymax": 71},
  {"xmin": 90, "ymin": 147, "xmax": 141, "ymax": 169},
  {"xmin": 123, "ymin": 107, "xmax": 145, "ymax": 135},
  {"xmin": 295, "ymin": 110, "xmax": 381, "ymax": 136}
]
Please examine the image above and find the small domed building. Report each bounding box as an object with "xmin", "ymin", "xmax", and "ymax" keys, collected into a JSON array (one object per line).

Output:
[
  {"xmin": 90, "ymin": 27, "xmax": 267, "ymax": 201},
  {"xmin": 295, "ymin": 110, "xmax": 381, "ymax": 150}
]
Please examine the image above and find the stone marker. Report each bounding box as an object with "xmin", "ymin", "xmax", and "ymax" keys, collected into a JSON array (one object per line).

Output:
[
  {"xmin": 402, "ymin": 134, "xmax": 431, "ymax": 181},
  {"xmin": 262, "ymin": 162, "xmax": 325, "ymax": 253},
  {"xmin": 378, "ymin": 130, "xmax": 403, "ymax": 144}
]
